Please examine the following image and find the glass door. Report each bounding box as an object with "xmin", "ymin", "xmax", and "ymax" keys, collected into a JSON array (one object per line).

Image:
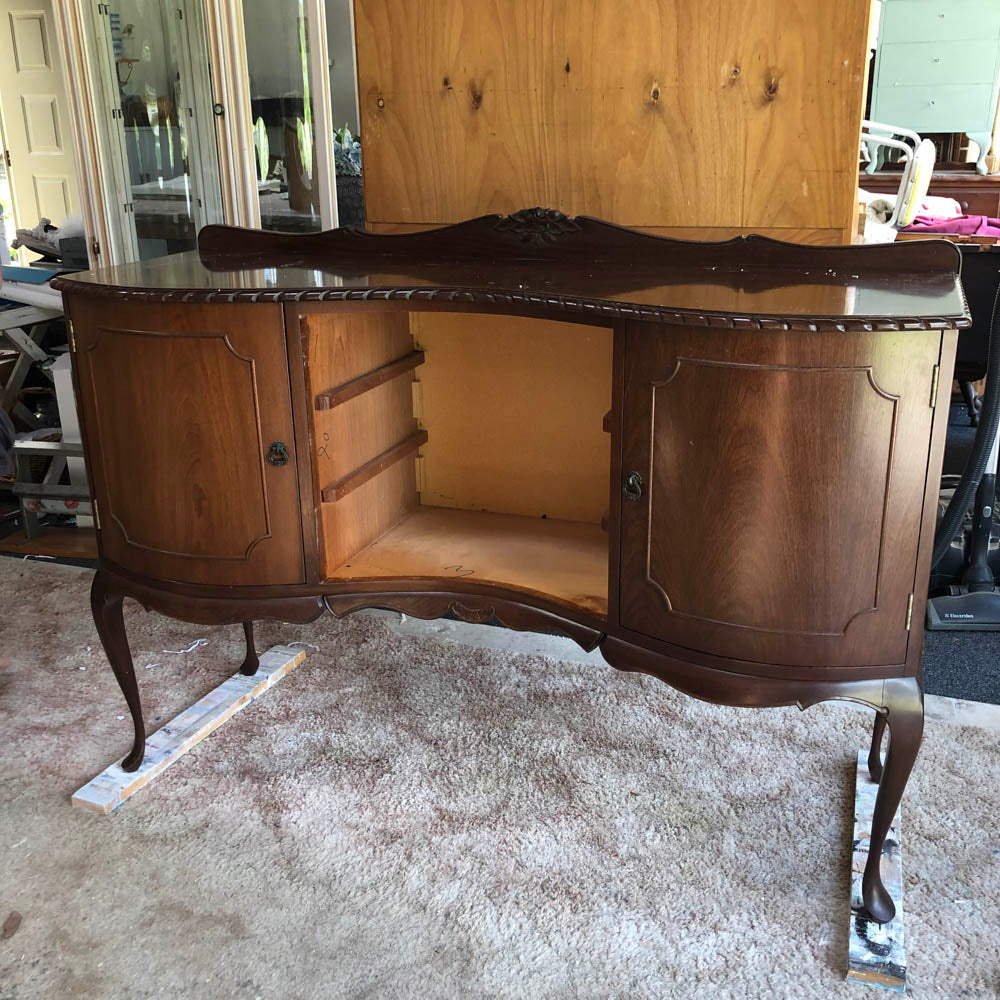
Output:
[
  {"xmin": 91, "ymin": 0, "xmax": 223, "ymax": 260},
  {"xmin": 242, "ymin": 0, "xmax": 322, "ymax": 232}
]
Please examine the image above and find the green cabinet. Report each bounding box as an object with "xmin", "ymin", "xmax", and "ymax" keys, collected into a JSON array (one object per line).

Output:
[{"xmin": 868, "ymin": 0, "xmax": 1000, "ymax": 174}]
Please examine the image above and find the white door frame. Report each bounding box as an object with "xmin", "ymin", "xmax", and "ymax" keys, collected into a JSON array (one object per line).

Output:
[
  {"xmin": 304, "ymin": 0, "xmax": 337, "ymax": 228},
  {"xmin": 202, "ymin": 0, "xmax": 258, "ymax": 227},
  {"xmin": 51, "ymin": 0, "xmax": 127, "ymax": 265}
]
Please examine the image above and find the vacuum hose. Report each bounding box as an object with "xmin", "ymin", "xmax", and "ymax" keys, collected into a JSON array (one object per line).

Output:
[{"xmin": 931, "ymin": 279, "xmax": 1000, "ymax": 570}]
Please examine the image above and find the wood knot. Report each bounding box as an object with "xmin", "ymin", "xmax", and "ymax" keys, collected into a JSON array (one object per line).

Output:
[
  {"xmin": 443, "ymin": 75, "xmax": 451, "ymax": 89},
  {"xmin": 470, "ymin": 85, "xmax": 483, "ymax": 109},
  {"xmin": 765, "ymin": 75, "xmax": 779, "ymax": 100},
  {"xmin": 565, "ymin": 60, "xmax": 571, "ymax": 73},
  {"xmin": 376, "ymin": 93, "xmax": 385, "ymax": 109},
  {"xmin": 650, "ymin": 83, "xmax": 661, "ymax": 102}
]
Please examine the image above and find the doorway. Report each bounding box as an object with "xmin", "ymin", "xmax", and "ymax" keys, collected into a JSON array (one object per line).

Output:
[{"xmin": 0, "ymin": 0, "xmax": 81, "ymax": 262}]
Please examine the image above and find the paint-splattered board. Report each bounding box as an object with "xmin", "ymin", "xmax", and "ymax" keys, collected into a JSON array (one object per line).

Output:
[
  {"xmin": 847, "ymin": 750, "xmax": 906, "ymax": 992},
  {"xmin": 72, "ymin": 645, "xmax": 307, "ymax": 815}
]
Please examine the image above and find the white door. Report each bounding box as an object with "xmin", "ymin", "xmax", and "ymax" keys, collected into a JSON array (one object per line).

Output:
[{"xmin": 0, "ymin": 0, "xmax": 80, "ymax": 249}]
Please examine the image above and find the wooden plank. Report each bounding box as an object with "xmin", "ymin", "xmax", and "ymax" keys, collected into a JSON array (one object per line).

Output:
[
  {"xmin": 411, "ymin": 312, "xmax": 612, "ymax": 525},
  {"xmin": 315, "ymin": 350, "xmax": 425, "ymax": 409},
  {"xmin": 302, "ymin": 309, "xmax": 419, "ymax": 574},
  {"xmin": 355, "ymin": 0, "xmax": 868, "ymax": 239},
  {"xmin": 321, "ymin": 429, "xmax": 427, "ymax": 502},
  {"xmin": 328, "ymin": 505, "xmax": 608, "ymax": 616},
  {"xmin": 11, "ymin": 440, "xmax": 85, "ymax": 457},
  {"xmin": 72, "ymin": 644, "xmax": 307, "ymax": 815},
  {"xmin": 847, "ymin": 750, "xmax": 906, "ymax": 993},
  {"xmin": 0, "ymin": 305, "xmax": 62, "ymax": 331},
  {"xmin": 0, "ymin": 526, "xmax": 97, "ymax": 560},
  {"xmin": 2, "ymin": 326, "xmax": 50, "ymax": 362},
  {"xmin": 12, "ymin": 482, "xmax": 88, "ymax": 499}
]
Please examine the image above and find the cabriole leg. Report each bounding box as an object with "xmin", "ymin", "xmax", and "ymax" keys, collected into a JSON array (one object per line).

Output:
[
  {"xmin": 862, "ymin": 677, "xmax": 923, "ymax": 924},
  {"xmin": 240, "ymin": 620, "xmax": 260, "ymax": 676},
  {"xmin": 90, "ymin": 571, "xmax": 146, "ymax": 772},
  {"xmin": 867, "ymin": 711, "xmax": 887, "ymax": 783}
]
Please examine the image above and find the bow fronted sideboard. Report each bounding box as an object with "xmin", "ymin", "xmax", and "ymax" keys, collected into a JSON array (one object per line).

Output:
[{"xmin": 52, "ymin": 210, "xmax": 970, "ymax": 924}]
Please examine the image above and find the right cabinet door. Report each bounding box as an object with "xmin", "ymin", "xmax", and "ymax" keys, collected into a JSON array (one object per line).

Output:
[{"xmin": 618, "ymin": 322, "xmax": 943, "ymax": 668}]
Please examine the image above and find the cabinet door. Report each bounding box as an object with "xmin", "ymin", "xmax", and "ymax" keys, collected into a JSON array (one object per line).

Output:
[
  {"xmin": 618, "ymin": 323, "xmax": 942, "ymax": 668},
  {"xmin": 71, "ymin": 298, "xmax": 304, "ymax": 586}
]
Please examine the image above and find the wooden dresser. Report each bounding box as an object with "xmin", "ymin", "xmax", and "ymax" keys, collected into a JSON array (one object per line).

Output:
[
  {"xmin": 867, "ymin": 0, "xmax": 1000, "ymax": 175},
  {"xmin": 53, "ymin": 211, "xmax": 969, "ymax": 925}
]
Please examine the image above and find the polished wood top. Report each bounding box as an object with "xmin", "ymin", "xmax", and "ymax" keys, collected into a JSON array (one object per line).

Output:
[{"xmin": 54, "ymin": 209, "xmax": 970, "ymax": 331}]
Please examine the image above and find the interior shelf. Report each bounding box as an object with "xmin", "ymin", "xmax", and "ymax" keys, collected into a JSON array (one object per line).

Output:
[{"xmin": 327, "ymin": 506, "xmax": 609, "ymax": 617}]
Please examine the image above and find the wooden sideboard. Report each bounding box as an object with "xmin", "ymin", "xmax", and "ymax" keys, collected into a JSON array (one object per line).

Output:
[{"xmin": 52, "ymin": 211, "xmax": 968, "ymax": 925}]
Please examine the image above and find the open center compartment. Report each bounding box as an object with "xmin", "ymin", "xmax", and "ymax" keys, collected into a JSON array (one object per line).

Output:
[{"xmin": 303, "ymin": 309, "xmax": 613, "ymax": 617}]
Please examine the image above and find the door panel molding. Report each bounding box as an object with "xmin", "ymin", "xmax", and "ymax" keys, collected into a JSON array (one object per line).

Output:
[
  {"xmin": 84, "ymin": 326, "xmax": 274, "ymax": 561},
  {"xmin": 619, "ymin": 323, "xmax": 940, "ymax": 668},
  {"xmin": 69, "ymin": 298, "xmax": 305, "ymax": 586},
  {"xmin": 641, "ymin": 357, "xmax": 900, "ymax": 638}
]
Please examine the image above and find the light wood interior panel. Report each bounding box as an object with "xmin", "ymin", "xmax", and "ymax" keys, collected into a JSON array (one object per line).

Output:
[
  {"xmin": 330, "ymin": 506, "xmax": 608, "ymax": 616},
  {"xmin": 303, "ymin": 309, "xmax": 421, "ymax": 576},
  {"xmin": 412, "ymin": 312, "xmax": 612, "ymax": 524},
  {"xmin": 321, "ymin": 458, "xmax": 418, "ymax": 573}
]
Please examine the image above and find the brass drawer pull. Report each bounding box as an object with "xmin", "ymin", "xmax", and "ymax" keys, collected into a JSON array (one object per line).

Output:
[
  {"xmin": 266, "ymin": 441, "xmax": 290, "ymax": 466},
  {"xmin": 623, "ymin": 470, "xmax": 643, "ymax": 500}
]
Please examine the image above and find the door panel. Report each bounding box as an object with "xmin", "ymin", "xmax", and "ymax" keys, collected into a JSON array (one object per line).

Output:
[
  {"xmin": 618, "ymin": 323, "xmax": 942, "ymax": 668},
  {"xmin": 70, "ymin": 298, "xmax": 304, "ymax": 586},
  {"xmin": 0, "ymin": 0, "xmax": 80, "ymax": 247}
]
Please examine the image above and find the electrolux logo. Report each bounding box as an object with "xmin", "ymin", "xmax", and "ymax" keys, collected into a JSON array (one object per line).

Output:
[{"xmin": 943, "ymin": 613, "xmax": 975, "ymax": 619}]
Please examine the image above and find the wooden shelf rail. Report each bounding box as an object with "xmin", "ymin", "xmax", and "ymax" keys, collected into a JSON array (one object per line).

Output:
[
  {"xmin": 321, "ymin": 429, "xmax": 428, "ymax": 503},
  {"xmin": 314, "ymin": 350, "xmax": 425, "ymax": 410}
]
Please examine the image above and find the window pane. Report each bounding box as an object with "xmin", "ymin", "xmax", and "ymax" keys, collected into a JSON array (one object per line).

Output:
[{"xmin": 243, "ymin": 0, "xmax": 322, "ymax": 232}]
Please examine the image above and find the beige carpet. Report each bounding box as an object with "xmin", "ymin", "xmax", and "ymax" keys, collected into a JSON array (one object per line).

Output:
[{"xmin": 1, "ymin": 559, "xmax": 999, "ymax": 999}]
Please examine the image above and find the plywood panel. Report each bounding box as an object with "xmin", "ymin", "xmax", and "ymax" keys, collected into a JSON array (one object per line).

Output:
[
  {"xmin": 738, "ymin": 0, "xmax": 869, "ymax": 230},
  {"xmin": 302, "ymin": 308, "xmax": 420, "ymax": 575},
  {"xmin": 329, "ymin": 505, "xmax": 609, "ymax": 616},
  {"xmin": 412, "ymin": 312, "xmax": 612, "ymax": 524},
  {"xmin": 319, "ymin": 457, "xmax": 418, "ymax": 575},
  {"xmin": 355, "ymin": 0, "xmax": 870, "ymax": 240}
]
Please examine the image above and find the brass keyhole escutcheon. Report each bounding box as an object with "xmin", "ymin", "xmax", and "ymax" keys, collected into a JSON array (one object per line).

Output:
[
  {"xmin": 266, "ymin": 441, "xmax": 289, "ymax": 467},
  {"xmin": 623, "ymin": 471, "xmax": 643, "ymax": 500}
]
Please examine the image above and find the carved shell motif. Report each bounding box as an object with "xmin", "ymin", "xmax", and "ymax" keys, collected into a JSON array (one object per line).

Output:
[{"xmin": 494, "ymin": 207, "xmax": 582, "ymax": 246}]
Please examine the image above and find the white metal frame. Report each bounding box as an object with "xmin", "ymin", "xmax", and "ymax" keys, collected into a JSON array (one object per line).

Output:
[{"xmin": 860, "ymin": 120, "xmax": 923, "ymax": 228}]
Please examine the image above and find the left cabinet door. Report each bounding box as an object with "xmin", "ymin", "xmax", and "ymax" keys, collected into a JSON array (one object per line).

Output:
[{"xmin": 69, "ymin": 298, "xmax": 305, "ymax": 586}]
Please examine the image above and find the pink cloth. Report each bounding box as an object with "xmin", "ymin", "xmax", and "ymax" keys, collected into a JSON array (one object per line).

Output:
[{"xmin": 903, "ymin": 214, "xmax": 1000, "ymax": 236}]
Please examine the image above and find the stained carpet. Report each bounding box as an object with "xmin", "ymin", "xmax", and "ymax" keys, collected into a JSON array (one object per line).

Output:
[{"xmin": 1, "ymin": 560, "xmax": 999, "ymax": 999}]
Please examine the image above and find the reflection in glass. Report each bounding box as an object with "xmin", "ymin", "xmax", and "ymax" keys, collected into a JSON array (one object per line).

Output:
[
  {"xmin": 104, "ymin": 0, "xmax": 218, "ymax": 259},
  {"xmin": 244, "ymin": 0, "xmax": 321, "ymax": 232}
]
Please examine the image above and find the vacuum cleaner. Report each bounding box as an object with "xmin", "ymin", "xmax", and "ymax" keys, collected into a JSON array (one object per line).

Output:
[{"xmin": 926, "ymin": 245, "xmax": 1000, "ymax": 630}]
